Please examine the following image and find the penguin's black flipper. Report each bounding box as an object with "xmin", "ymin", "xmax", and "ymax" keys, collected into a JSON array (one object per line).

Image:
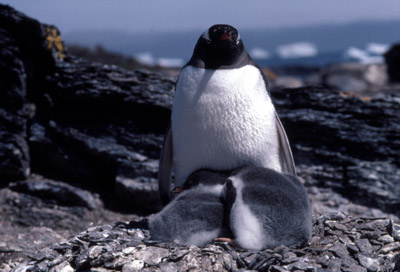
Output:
[
  {"xmin": 158, "ymin": 121, "xmax": 173, "ymax": 205},
  {"xmin": 275, "ymin": 112, "xmax": 296, "ymax": 176}
]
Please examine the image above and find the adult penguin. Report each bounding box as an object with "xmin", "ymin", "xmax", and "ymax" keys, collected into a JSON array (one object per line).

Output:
[{"xmin": 158, "ymin": 24, "xmax": 295, "ymax": 205}]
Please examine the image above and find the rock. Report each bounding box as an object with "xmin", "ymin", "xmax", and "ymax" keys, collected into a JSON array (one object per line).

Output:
[
  {"xmin": 2, "ymin": 3, "xmax": 400, "ymax": 219},
  {"xmin": 8, "ymin": 176, "xmax": 101, "ymax": 209},
  {"xmin": 114, "ymin": 175, "xmax": 161, "ymax": 214},
  {"xmin": 2, "ymin": 4, "xmax": 400, "ymax": 271},
  {"xmin": 384, "ymin": 43, "xmax": 400, "ymax": 82},
  {"xmin": 122, "ymin": 260, "xmax": 144, "ymax": 272},
  {"xmin": 305, "ymin": 62, "xmax": 390, "ymax": 95},
  {"xmin": 0, "ymin": 225, "xmax": 67, "ymax": 269},
  {"xmin": 0, "ymin": 3, "xmax": 174, "ymax": 190},
  {"xmin": 271, "ymin": 76, "xmax": 304, "ymax": 89},
  {"xmin": 0, "ymin": 18, "xmax": 30, "ymax": 183},
  {"xmin": 8, "ymin": 214, "xmax": 399, "ymax": 272},
  {"xmin": 355, "ymin": 239, "xmax": 373, "ymax": 255},
  {"xmin": 271, "ymin": 85, "xmax": 400, "ymax": 218},
  {"xmin": 356, "ymin": 254, "xmax": 380, "ymax": 272}
]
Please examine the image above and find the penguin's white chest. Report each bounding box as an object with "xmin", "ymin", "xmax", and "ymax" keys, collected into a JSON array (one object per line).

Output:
[{"xmin": 171, "ymin": 65, "xmax": 280, "ymax": 186}]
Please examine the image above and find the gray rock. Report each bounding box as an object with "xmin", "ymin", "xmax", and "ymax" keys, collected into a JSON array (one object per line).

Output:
[
  {"xmin": 2, "ymin": 5, "xmax": 400, "ymax": 272},
  {"xmin": 9, "ymin": 177, "xmax": 101, "ymax": 209},
  {"xmin": 271, "ymin": 76, "xmax": 304, "ymax": 88},
  {"xmin": 356, "ymin": 239, "xmax": 373, "ymax": 255},
  {"xmin": 357, "ymin": 254, "xmax": 380, "ymax": 272},
  {"xmin": 306, "ymin": 62, "xmax": 391, "ymax": 95},
  {"xmin": 4, "ymin": 215, "xmax": 399, "ymax": 272},
  {"xmin": 115, "ymin": 176, "xmax": 161, "ymax": 213},
  {"xmin": 2, "ymin": 4, "xmax": 400, "ymax": 222}
]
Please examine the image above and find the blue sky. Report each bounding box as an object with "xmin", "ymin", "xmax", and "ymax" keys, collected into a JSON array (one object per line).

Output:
[{"xmin": 2, "ymin": 0, "xmax": 400, "ymax": 34}]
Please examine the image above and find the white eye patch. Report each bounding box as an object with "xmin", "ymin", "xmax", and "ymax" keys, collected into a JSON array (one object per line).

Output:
[
  {"xmin": 201, "ymin": 29, "xmax": 211, "ymax": 42},
  {"xmin": 236, "ymin": 33, "xmax": 241, "ymax": 45}
]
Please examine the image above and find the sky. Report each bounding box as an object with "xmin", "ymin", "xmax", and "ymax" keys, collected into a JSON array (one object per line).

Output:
[{"xmin": 2, "ymin": 0, "xmax": 400, "ymax": 35}]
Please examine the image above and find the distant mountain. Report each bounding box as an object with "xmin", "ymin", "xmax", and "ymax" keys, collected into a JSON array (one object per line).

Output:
[{"xmin": 64, "ymin": 20, "xmax": 400, "ymax": 67}]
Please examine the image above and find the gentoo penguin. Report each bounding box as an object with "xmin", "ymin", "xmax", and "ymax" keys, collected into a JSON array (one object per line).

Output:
[
  {"xmin": 149, "ymin": 169, "xmax": 232, "ymax": 246},
  {"xmin": 222, "ymin": 166, "xmax": 312, "ymax": 250},
  {"xmin": 158, "ymin": 24, "xmax": 296, "ymax": 205}
]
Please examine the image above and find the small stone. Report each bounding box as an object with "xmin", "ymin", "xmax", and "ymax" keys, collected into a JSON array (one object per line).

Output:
[
  {"xmin": 182, "ymin": 252, "xmax": 200, "ymax": 270},
  {"xmin": 169, "ymin": 249, "xmax": 189, "ymax": 261},
  {"xmin": 159, "ymin": 262, "xmax": 180, "ymax": 272},
  {"xmin": 133, "ymin": 229, "xmax": 145, "ymax": 240},
  {"xmin": 327, "ymin": 258, "xmax": 342, "ymax": 272},
  {"xmin": 281, "ymin": 255, "xmax": 299, "ymax": 265},
  {"xmin": 270, "ymin": 265, "xmax": 290, "ymax": 272},
  {"xmin": 347, "ymin": 244, "xmax": 359, "ymax": 255},
  {"xmin": 390, "ymin": 222, "xmax": 400, "ymax": 241},
  {"xmin": 122, "ymin": 247, "xmax": 137, "ymax": 255},
  {"xmin": 333, "ymin": 223, "xmax": 348, "ymax": 231},
  {"xmin": 242, "ymin": 253, "xmax": 257, "ymax": 265},
  {"xmin": 285, "ymin": 260, "xmax": 312, "ymax": 270},
  {"xmin": 356, "ymin": 239, "xmax": 373, "ymax": 255},
  {"xmin": 377, "ymin": 235, "xmax": 394, "ymax": 244},
  {"xmin": 89, "ymin": 245, "xmax": 105, "ymax": 259},
  {"xmin": 320, "ymin": 212, "xmax": 347, "ymax": 222},
  {"xmin": 342, "ymin": 263, "xmax": 367, "ymax": 272},
  {"xmin": 328, "ymin": 242, "xmax": 349, "ymax": 259},
  {"xmin": 370, "ymin": 219, "xmax": 391, "ymax": 229},
  {"xmin": 378, "ymin": 242, "xmax": 400, "ymax": 254},
  {"xmin": 316, "ymin": 254, "xmax": 330, "ymax": 266},
  {"xmin": 357, "ymin": 254, "xmax": 380, "ymax": 271},
  {"xmin": 122, "ymin": 260, "xmax": 144, "ymax": 272},
  {"xmin": 134, "ymin": 247, "xmax": 169, "ymax": 266},
  {"xmin": 221, "ymin": 253, "xmax": 233, "ymax": 270},
  {"xmin": 360, "ymin": 231, "xmax": 381, "ymax": 240},
  {"xmin": 105, "ymin": 256, "xmax": 131, "ymax": 269},
  {"xmin": 50, "ymin": 261, "xmax": 74, "ymax": 272}
]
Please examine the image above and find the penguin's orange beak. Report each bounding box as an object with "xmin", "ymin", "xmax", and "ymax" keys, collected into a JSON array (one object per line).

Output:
[
  {"xmin": 172, "ymin": 187, "xmax": 184, "ymax": 194},
  {"xmin": 220, "ymin": 32, "xmax": 232, "ymax": 40}
]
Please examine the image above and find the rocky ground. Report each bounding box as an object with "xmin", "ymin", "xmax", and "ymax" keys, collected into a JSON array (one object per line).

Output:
[
  {"xmin": 4, "ymin": 213, "xmax": 400, "ymax": 272},
  {"xmin": 1, "ymin": 4, "xmax": 400, "ymax": 271}
]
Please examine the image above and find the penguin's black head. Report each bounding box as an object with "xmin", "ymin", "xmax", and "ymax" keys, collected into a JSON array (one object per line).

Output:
[{"xmin": 188, "ymin": 24, "xmax": 252, "ymax": 69}]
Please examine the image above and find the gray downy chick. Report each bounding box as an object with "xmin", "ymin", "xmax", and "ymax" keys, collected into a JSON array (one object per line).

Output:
[
  {"xmin": 149, "ymin": 169, "xmax": 232, "ymax": 247},
  {"xmin": 223, "ymin": 166, "xmax": 312, "ymax": 250}
]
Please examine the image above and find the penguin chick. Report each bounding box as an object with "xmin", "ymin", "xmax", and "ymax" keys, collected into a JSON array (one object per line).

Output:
[
  {"xmin": 149, "ymin": 169, "xmax": 231, "ymax": 247},
  {"xmin": 223, "ymin": 167, "xmax": 312, "ymax": 251}
]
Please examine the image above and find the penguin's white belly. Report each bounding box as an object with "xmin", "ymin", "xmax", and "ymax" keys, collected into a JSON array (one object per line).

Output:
[{"xmin": 172, "ymin": 65, "xmax": 280, "ymax": 186}]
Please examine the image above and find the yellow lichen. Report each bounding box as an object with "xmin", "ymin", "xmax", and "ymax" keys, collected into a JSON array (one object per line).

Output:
[
  {"xmin": 339, "ymin": 91, "xmax": 371, "ymax": 102},
  {"xmin": 46, "ymin": 26, "xmax": 65, "ymax": 60}
]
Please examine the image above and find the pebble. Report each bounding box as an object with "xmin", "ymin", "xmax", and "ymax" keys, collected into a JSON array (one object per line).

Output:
[
  {"xmin": 355, "ymin": 239, "xmax": 373, "ymax": 254},
  {"xmin": 357, "ymin": 254, "xmax": 380, "ymax": 271},
  {"xmin": 378, "ymin": 234, "xmax": 394, "ymax": 244},
  {"xmin": 5, "ymin": 214, "xmax": 399, "ymax": 272},
  {"xmin": 378, "ymin": 242, "xmax": 400, "ymax": 254}
]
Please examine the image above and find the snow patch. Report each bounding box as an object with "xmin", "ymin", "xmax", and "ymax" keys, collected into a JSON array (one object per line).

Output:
[
  {"xmin": 135, "ymin": 52, "xmax": 184, "ymax": 68},
  {"xmin": 276, "ymin": 42, "xmax": 318, "ymax": 59},
  {"xmin": 135, "ymin": 52, "xmax": 155, "ymax": 66},
  {"xmin": 344, "ymin": 46, "xmax": 384, "ymax": 64},
  {"xmin": 250, "ymin": 47, "xmax": 270, "ymax": 60},
  {"xmin": 366, "ymin": 43, "xmax": 389, "ymax": 55},
  {"xmin": 157, "ymin": 58, "xmax": 184, "ymax": 68}
]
